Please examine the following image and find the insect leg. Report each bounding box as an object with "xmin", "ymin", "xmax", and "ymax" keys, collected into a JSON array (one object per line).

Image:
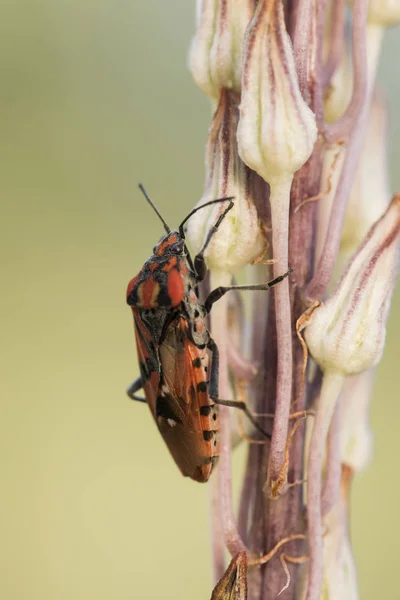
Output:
[
  {"xmin": 207, "ymin": 338, "xmax": 271, "ymax": 439},
  {"xmin": 204, "ymin": 268, "xmax": 293, "ymax": 312},
  {"xmin": 193, "ymin": 200, "xmax": 235, "ymax": 281},
  {"xmin": 207, "ymin": 337, "xmax": 220, "ymax": 399},
  {"xmin": 126, "ymin": 377, "xmax": 147, "ymax": 403}
]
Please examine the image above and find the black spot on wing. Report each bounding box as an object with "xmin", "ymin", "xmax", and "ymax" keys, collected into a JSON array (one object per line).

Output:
[
  {"xmin": 200, "ymin": 405, "xmax": 212, "ymax": 416},
  {"xmin": 192, "ymin": 357, "xmax": 202, "ymax": 368},
  {"xmin": 203, "ymin": 430, "xmax": 216, "ymax": 442},
  {"xmin": 156, "ymin": 394, "xmax": 182, "ymax": 424},
  {"xmin": 197, "ymin": 381, "xmax": 207, "ymax": 393},
  {"xmin": 203, "ymin": 456, "xmax": 219, "ymax": 466}
]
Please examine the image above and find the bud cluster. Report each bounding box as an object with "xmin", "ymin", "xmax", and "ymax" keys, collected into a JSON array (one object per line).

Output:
[{"xmin": 185, "ymin": 2, "xmax": 400, "ymax": 599}]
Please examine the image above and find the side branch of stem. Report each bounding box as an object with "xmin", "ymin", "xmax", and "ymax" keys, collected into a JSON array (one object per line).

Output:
[{"xmin": 267, "ymin": 177, "xmax": 293, "ymax": 485}]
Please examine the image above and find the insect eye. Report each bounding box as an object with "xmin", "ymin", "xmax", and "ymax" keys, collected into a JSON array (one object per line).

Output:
[{"xmin": 171, "ymin": 241, "xmax": 184, "ymax": 253}]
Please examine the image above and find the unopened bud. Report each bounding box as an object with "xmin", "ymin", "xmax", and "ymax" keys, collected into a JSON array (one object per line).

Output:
[
  {"xmin": 340, "ymin": 89, "xmax": 391, "ymax": 264},
  {"xmin": 368, "ymin": 0, "xmax": 400, "ymax": 26},
  {"xmin": 186, "ymin": 90, "xmax": 266, "ymax": 272},
  {"xmin": 339, "ymin": 370, "xmax": 375, "ymax": 472},
  {"xmin": 189, "ymin": 0, "xmax": 255, "ymax": 99},
  {"xmin": 237, "ymin": 0, "xmax": 317, "ymax": 184},
  {"xmin": 305, "ymin": 195, "xmax": 400, "ymax": 375},
  {"xmin": 324, "ymin": 46, "xmax": 353, "ymax": 124},
  {"xmin": 321, "ymin": 496, "xmax": 359, "ymax": 600}
]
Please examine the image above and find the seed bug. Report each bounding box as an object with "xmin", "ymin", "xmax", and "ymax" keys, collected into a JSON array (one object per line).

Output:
[{"xmin": 126, "ymin": 185, "xmax": 292, "ymax": 482}]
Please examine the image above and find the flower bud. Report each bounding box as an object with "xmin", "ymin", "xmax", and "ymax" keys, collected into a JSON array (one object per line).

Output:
[
  {"xmin": 305, "ymin": 194, "xmax": 400, "ymax": 375},
  {"xmin": 189, "ymin": 0, "xmax": 256, "ymax": 100},
  {"xmin": 321, "ymin": 494, "xmax": 359, "ymax": 600},
  {"xmin": 339, "ymin": 89, "xmax": 391, "ymax": 270},
  {"xmin": 368, "ymin": 0, "xmax": 400, "ymax": 26},
  {"xmin": 237, "ymin": 0, "xmax": 317, "ymax": 184},
  {"xmin": 300, "ymin": 469, "xmax": 358, "ymax": 600},
  {"xmin": 339, "ymin": 369, "xmax": 375, "ymax": 472},
  {"xmin": 186, "ymin": 90, "xmax": 266, "ymax": 273},
  {"xmin": 324, "ymin": 46, "xmax": 353, "ymax": 124}
]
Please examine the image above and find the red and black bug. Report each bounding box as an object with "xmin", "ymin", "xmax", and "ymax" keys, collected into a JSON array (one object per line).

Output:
[{"xmin": 126, "ymin": 185, "xmax": 292, "ymax": 482}]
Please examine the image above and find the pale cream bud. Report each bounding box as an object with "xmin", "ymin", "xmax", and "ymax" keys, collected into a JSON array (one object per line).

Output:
[
  {"xmin": 340, "ymin": 89, "xmax": 391, "ymax": 262},
  {"xmin": 186, "ymin": 90, "xmax": 266, "ymax": 273},
  {"xmin": 189, "ymin": 0, "xmax": 255, "ymax": 99},
  {"xmin": 368, "ymin": 0, "xmax": 400, "ymax": 26},
  {"xmin": 324, "ymin": 45, "xmax": 353, "ymax": 124},
  {"xmin": 299, "ymin": 490, "xmax": 359, "ymax": 600},
  {"xmin": 237, "ymin": 0, "xmax": 317, "ymax": 184},
  {"xmin": 322, "ymin": 496, "xmax": 359, "ymax": 600},
  {"xmin": 339, "ymin": 369, "xmax": 375, "ymax": 472},
  {"xmin": 305, "ymin": 195, "xmax": 400, "ymax": 375}
]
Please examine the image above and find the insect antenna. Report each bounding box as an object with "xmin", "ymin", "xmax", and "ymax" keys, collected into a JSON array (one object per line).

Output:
[
  {"xmin": 178, "ymin": 197, "xmax": 234, "ymax": 238},
  {"xmin": 138, "ymin": 184, "xmax": 171, "ymax": 234}
]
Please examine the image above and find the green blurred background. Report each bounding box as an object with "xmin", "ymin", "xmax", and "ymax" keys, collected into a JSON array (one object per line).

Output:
[{"xmin": 1, "ymin": 2, "xmax": 399, "ymax": 599}]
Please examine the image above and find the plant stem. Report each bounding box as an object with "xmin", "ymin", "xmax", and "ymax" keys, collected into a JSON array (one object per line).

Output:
[
  {"xmin": 306, "ymin": 370, "xmax": 345, "ymax": 600},
  {"xmin": 323, "ymin": 0, "xmax": 347, "ymax": 87},
  {"xmin": 210, "ymin": 475, "xmax": 226, "ymax": 582},
  {"xmin": 210, "ymin": 271, "xmax": 248, "ymax": 558},
  {"xmin": 267, "ymin": 176, "xmax": 293, "ymax": 487},
  {"xmin": 321, "ymin": 401, "xmax": 341, "ymax": 516},
  {"xmin": 292, "ymin": 0, "xmax": 313, "ymax": 96}
]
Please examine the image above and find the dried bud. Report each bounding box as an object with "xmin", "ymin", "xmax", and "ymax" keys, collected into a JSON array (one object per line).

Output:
[
  {"xmin": 237, "ymin": 0, "xmax": 317, "ymax": 184},
  {"xmin": 211, "ymin": 552, "xmax": 247, "ymax": 599},
  {"xmin": 186, "ymin": 90, "xmax": 266, "ymax": 273},
  {"xmin": 305, "ymin": 195, "xmax": 400, "ymax": 375},
  {"xmin": 189, "ymin": 0, "xmax": 255, "ymax": 99},
  {"xmin": 339, "ymin": 370, "xmax": 375, "ymax": 472},
  {"xmin": 368, "ymin": 0, "xmax": 400, "ymax": 26}
]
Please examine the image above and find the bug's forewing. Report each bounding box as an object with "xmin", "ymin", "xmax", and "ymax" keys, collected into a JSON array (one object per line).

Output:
[
  {"xmin": 157, "ymin": 317, "xmax": 220, "ymax": 482},
  {"xmin": 132, "ymin": 309, "xmax": 160, "ymax": 419}
]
